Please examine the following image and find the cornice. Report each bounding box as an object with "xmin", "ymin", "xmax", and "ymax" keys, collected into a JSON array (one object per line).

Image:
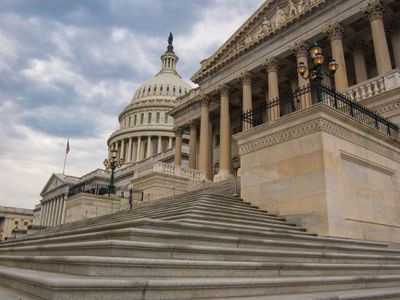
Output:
[
  {"xmin": 192, "ymin": 0, "xmax": 335, "ymax": 83},
  {"xmin": 237, "ymin": 107, "xmax": 400, "ymax": 162}
]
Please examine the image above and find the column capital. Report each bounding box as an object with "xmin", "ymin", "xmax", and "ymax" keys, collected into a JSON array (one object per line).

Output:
[
  {"xmin": 324, "ymin": 22, "xmax": 344, "ymax": 41},
  {"xmin": 240, "ymin": 71, "xmax": 254, "ymax": 86},
  {"xmin": 199, "ymin": 94, "xmax": 211, "ymax": 107},
  {"xmin": 218, "ymin": 84, "xmax": 230, "ymax": 97},
  {"xmin": 264, "ymin": 57, "xmax": 279, "ymax": 73},
  {"xmin": 173, "ymin": 127, "xmax": 183, "ymax": 135},
  {"xmin": 290, "ymin": 40, "xmax": 308, "ymax": 59},
  {"xmin": 363, "ymin": 0, "xmax": 385, "ymax": 21}
]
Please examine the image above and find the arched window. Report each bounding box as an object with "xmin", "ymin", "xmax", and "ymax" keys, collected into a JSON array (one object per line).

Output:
[
  {"xmin": 148, "ymin": 112, "xmax": 152, "ymax": 124},
  {"xmin": 156, "ymin": 112, "xmax": 160, "ymax": 123},
  {"xmin": 140, "ymin": 113, "xmax": 144, "ymax": 124},
  {"xmin": 134, "ymin": 114, "xmax": 137, "ymax": 125},
  {"xmin": 128, "ymin": 116, "xmax": 131, "ymax": 126}
]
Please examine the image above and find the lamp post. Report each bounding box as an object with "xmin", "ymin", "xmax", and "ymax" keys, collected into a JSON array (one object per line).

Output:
[
  {"xmin": 297, "ymin": 43, "xmax": 339, "ymax": 102},
  {"xmin": 103, "ymin": 150, "xmax": 123, "ymax": 196}
]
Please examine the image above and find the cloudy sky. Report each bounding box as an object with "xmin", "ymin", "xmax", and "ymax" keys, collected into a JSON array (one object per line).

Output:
[{"xmin": 0, "ymin": 0, "xmax": 264, "ymax": 209}]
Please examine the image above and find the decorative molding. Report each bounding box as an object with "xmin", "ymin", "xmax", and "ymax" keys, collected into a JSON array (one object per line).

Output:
[
  {"xmin": 218, "ymin": 84, "xmax": 230, "ymax": 97},
  {"xmin": 290, "ymin": 40, "xmax": 309, "ymax": 59},
  {"xmin": 240, "ymin": 71, "xmax": 254, "ymax": 86},
  {"xmin": 238, "ymin": 117, "xmax": 400, "ymax": 162},
  {"xmin": 192, "ymin": 0, "xmax": 328, "ymax": 83},
  {"xmin": 324, "ymin": 22, "xmax": 344, "ymax": 41},
  {"xmin": 265, "ymin": 57, "xmax": 279, "ymax": 73},
  {"xmin": 363, "ymin": 0, "xmax": 385, "ymax": 21}
]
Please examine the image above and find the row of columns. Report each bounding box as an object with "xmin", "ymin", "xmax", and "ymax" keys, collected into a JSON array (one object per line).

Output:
[
  {"xmin": 39, "ymin": 195, "xmax": 66, "ymax": 228},
  {"xmin": 110, "ymin": 136, "xmax": 173, "ymax": 163},
  {"xmin": 173, "ymin": 1, "xmax": 399, "ymax": 181}
]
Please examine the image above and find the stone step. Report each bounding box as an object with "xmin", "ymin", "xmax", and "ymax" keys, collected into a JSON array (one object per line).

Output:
[
  {"xmin": 2, "ymin": 255, "xmax": 400, "ymax": 278},
  {"xmin": 164, "ymin": 213, "xmax": 302, "ymax": 232},
  {"xmin": 211, "ymin": 287, "xmax": 400, "ymax": 300},
  {"xmin": 1, "ymin": 266, "xmax": 400, "ymax": 300},
  {"xmin": 177, "ymin": 218, "xmax": 311, "ymax": 235},
  {"xmin": 1, "ymin": 240, "xmax": 400, "ymax": 264},
  {"xmin": 2, "ymin": 219, "xmax": 388, "ymax": 251},
  {"xmin": 162, "ymin": 208, "xmax": 292, "ymax": 226},
  {"xmin": 34, "ymin": 195, "xmax": 270, "ymax": 237},
  {"xmin": 1, "ymin": 229, "xmax": 399, "ymax": 259}
]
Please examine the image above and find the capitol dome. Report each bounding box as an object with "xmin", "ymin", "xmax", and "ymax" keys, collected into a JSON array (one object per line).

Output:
[{"xmin": 107, "ymin": 34, "xmax": 192, "ymax": 165}]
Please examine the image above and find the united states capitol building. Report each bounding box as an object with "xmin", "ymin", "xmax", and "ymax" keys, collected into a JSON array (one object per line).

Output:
[{"xmin": 2, "ymin": 0, "xmax": 400, "ymax": 299}]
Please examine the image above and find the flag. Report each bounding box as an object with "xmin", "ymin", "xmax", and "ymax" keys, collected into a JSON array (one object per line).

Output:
[{"xmin": 66, "ymin": 139, "xmax": 70, "ymax": 154}]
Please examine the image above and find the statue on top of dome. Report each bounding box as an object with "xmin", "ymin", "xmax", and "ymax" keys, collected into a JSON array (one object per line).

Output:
[{"xmin": 167, "ymin": 32, "xmax": 174, "ymax": 53}]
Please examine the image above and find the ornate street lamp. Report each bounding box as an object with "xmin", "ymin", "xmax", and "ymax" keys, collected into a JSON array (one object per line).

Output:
[
  {"xmin": 103, "ymin": 150, "xmax": 123, "ymax": 196},
  {"xmin": 297, "ymin": 42, "xmax": 338, "ymax": 102}
]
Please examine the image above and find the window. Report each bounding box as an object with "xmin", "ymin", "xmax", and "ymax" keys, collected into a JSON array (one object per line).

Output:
[
  {"xmin": 167, "ymin": 85, "xmax": 170, "ymax": 92},
  {"xmin": 14, "ymin": 221, "xmax": 18, "ymax": 225},
  {"xmin": 148, "ymin": 113, "xmax": 152, "ymax": 124},
  {"xmin": 140, "ymin": 113, "xmax": 144, "ymax": 125},
  {"xmin": 134, "ymin": 115, "xmax": 137, "ymax": 125},
  {"xmin": 156, "ymin": 112, "xmax": 160, "ymax": 124},
  {"xmin": 164, "ymin": 113, "xmax": 168, "ymax": 124},
  {"xmin": 24, "ymin": 221, "xmax": 28, "ymax": 226},
  {"xmin": 129, "ymin": 116, "xmax": 131, "ymax": 126}
]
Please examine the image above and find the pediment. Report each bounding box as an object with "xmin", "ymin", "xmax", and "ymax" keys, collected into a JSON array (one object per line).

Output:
[
  {"xmin": 192, "ymin": 0, "xmax": 325, "ymax": 83},
  {"xmin": 40, "ymin": 174, "xmax": 67, "ymax": 196}
]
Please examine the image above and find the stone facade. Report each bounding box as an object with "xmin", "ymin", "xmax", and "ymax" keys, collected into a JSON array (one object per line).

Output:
[{"xmin": 0, "ymin": 206, "xmax": 33, "ymax": 240}]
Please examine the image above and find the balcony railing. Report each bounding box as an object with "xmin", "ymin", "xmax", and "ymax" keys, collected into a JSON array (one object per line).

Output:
[
  {"xmin": 134, "ymin": 162, "xmax": 207, "ymax": 182},
  {"xmin": 241, "ymin": 83, "xmax": 399, "ymax": 139},
  {"xmin": 342, "ymin": 69, "xmax": 400, "ymax": 102}
]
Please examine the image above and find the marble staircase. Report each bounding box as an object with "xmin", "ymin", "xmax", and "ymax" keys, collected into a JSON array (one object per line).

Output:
[{"xmin": 1, "ymin": 179, "xmax": 400, "ymax": 299}]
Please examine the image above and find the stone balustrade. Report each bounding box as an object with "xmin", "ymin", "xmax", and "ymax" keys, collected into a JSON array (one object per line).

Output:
[
  {"xmin": 343, "ymin": 69, "xmax": 400, "ymax": 102},
  {"xmin": 135, "ymin": 162, "xmax": 206, "ymax": 182}
]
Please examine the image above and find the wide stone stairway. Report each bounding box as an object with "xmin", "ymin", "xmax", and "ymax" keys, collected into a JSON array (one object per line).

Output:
[{"xmin": 1, "ymin": 179, "xmax": 400, "ymax": 299}]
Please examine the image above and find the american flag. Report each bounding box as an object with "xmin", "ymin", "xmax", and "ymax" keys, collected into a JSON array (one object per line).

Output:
[{"xmin": 66, "ymin": 139, "xmax": 70, "ymax": 154}]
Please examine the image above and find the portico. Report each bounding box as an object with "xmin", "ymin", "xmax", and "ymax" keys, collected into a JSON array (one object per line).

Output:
[{"xmin": 170, "ymin": 0, "xmax": 400, "ymax": 182}]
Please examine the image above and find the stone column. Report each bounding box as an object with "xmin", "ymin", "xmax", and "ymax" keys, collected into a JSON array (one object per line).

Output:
[
  {"xmin": 291, "ymin": 41, "xmax": 312, "ymax": 109},
  {"xmin": 60, "ymin": 195, "xmax": 66, "ymax": 224},
  {"xmin": 146, "ymin": 136, "xmax": 152, "ymax": 158},
  {"xmin": 174, "ymin": 128, "xmax": 183, "ymax": 166},
  {"xmin": 43, "ymin": 202, "xmax": 50, "ymax": 227},
  {"xmin": 198, "ymin": 96, "xmax": 211, "ymax": 178},
  {"xmin": 132, "ymin": 139, "xmax": 137, "ymax": 162},
  {"xmin": 48, "ymin": 199, "xmax": 54, "ymax": 227},
  {"xmin": 351, "ymin": 42, "xmax": 369, "ymax": 83},
  {"xmin": 136, "ymin": 137, "xmax": 142, "ymax": 161},
  {"xmin": 365, "ymin": 1, "xmax": 392, "ymax": 74},
  {"xmin": 168, "ymin": 137, "xmax": 173, "ymax": 150},
  {"xmin": 208, "ymin": 118, "xmax": 214, "ymax": 180},
  {"xmin": 54, "ymin": 197, "xmax": 61, "ymax": 226},
  {"xmin": 389, "ymin": 23, "xmax": 400, "ymax": 68},
  {"xmin": 189, "ymin": 121, "xmax": 198, "ymax": 169},
  {"xmin": 127, "ymin": 138, "xmax": 132, "ymax": 162},
  {"xmin": 241, "ymin": 71, "xmax": 253, "ymax": 131},
  {"xmin": 325, "ymin": 23, "xmax": 348, "ymax": 90},
  {"xmin": 215, "ymin": 84, "xmax": 233, "ymax": 182},
  {"xmin": 157, "ymin": 136, "xmax": 162, "ymax": 154},
  {"xmin": 120, "ymin": 139, "xmax": 125, "ymax": 161},
  {"xmin": 40, "ymin": 202, "xmax": 47, "ymax": 227},
  {"xmin": 265, "ymin": 57, "xmax": 280, "ymax": 121},
  {"xmin": 51, "ymin": 198, "xmax": 57, "ymax": 226}
]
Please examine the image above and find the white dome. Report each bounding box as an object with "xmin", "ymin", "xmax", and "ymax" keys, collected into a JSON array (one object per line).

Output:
[{"xmin": 132, "ymin": 71, "xmax": 191, "ymax": 102}]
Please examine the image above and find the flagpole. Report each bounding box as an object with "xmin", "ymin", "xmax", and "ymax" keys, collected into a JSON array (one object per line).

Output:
[{"xmin": 63, "ymin": 138, "xmax": 70, "ymax": 175}]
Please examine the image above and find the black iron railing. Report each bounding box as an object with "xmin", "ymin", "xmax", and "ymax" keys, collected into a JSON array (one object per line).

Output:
[
  {"xmin": 241, "ymin": 83, "xmax": 399, "ymax": 139},
  {"xmin": 68, "ymin": 183, "xmax": 143, "ymax": 201}
]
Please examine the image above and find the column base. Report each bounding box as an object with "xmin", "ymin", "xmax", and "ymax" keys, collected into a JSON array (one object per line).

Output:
[{"xmin": 213, "ymin": 170, "xmax": 234, "ymax": 183}]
